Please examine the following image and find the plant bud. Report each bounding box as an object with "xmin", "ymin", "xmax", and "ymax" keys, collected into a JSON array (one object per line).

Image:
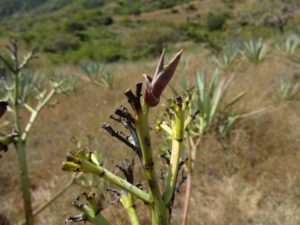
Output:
[{"xmin": 144, "ymin": 49, "xmax": 182, "ymax": 107}]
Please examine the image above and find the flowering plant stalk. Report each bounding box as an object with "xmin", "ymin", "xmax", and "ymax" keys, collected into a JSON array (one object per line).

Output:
[
  {"xmin": 62, "ymin": 50, "xmax": 196, "ymax": 225},
  {"xmin": 0, "ymin": 40, "xmax": 74, "ymax": 225}
]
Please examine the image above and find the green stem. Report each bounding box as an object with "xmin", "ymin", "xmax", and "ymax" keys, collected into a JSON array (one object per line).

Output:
[
  {"xmin": 19, "ymin": 175, "xmax": 79, "ymax": 225},
  {"xmin": 66, "ymin": 160, "xmax": 151, "ymax": 203},
  {"xmin": 96, "ymin": 165, "xmax": 151, "ymax": 203},
  {"xmin": 16, "ymin": 140, "xmax": 34, "ymax": 225},
  {"xmin": 94, "ymin": 214, "xmax": 111, "ymax": 225},
  {"xmin": 12, "ymin": 73, "xmax": 21, "ymax": 130},
  {"xmin": 81, "ymin": 205, "xmax": 111, "ymax": 225},
  {"xmin": 135, "ymin": 106, "xmax": 169, "ymax": 225},
  {"xmin": 12, "ymin": 72, "xmax": 34, "ymax": 225},
  {"xmin": 163, "ymin": 107, "xmax": 184, "ymax": 205},
  {"xmin": 120, "ymin": 193, "xmax": 140, "ymax": 225}
]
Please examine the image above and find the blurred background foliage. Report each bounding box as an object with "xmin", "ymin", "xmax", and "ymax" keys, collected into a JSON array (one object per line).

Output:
[{"xmin": 1, "ymin": 0, "xmax": 300, "ymax": 65}]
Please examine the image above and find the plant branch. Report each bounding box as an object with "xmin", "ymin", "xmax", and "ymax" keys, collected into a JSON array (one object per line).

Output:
[
  {"xmin": 135, "ymin": 105, "xmax": 169, "ymax": 225},
  {"xmin": 19, "ymin": 174, "xmax": 80, "ymax": 225},
  {"xmin": 120, "ymin": 193, "xmax": 140, "ymax": 225},
  {"xmin": 63, "ymin": 159, "xmax": 151, "ymax": 203},
  {"xmin": 163, "ymin": 99, "xmax": 185, "ymax": 205},
  {"xmin": 22, "ymin": 89, "xmax": 56, "ymax": 140},
  {"xmin": 180, "ymin": 136, "xmax": 201, "ymax": 225},
  {"xmin": 33, "ymin": 175, "xmax": 76, "ymax": 216}
]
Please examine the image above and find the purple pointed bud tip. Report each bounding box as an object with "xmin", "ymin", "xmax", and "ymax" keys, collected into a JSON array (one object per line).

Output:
[{"xmin": 144, "ymin": 50, "xmax": 183, "ymax": 107}]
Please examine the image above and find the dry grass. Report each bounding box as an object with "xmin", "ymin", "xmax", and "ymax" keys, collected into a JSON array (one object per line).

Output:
[{"xmin": 0, "ymin": 42, "xmax": 300, "ymax": 225}]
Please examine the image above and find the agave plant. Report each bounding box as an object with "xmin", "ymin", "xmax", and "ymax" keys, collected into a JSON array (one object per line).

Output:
[
  {"xmin": 277, "ymin": 76, "xmax": 300, "ymax": 100},
  {"xmin": 179, "ymin": 69, "xmax": 245, "ymax": 225},
  {"xmin": 191, "ymin": 69, "xmax": 244, "ymax": 136},
  {"xmin": 242, "ymin": 38, "xmax": 268, "ymax": 64},
  {"xmin": 0, "ymin": 69, "xmax": 38, "ymax": 101},
  {"xmin": 79, "ymin": 61, "xmax": 115, "ymax": 89},
  {"xmin": 278, "ymin": 34, "xmax": 300, "ymax": 54},
  {"xmin": 212, "ymin": 43, "xmax": 240, "ymax": 70}
]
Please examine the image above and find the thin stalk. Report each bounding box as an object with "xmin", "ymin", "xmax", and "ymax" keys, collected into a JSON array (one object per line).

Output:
[
  {"xmin": 22, "ymin": 89, "xmax": 56, "ymax": 140},
  {"xmin": 33, "ymin": 176, "xmax": 74, "ymax": 216},
  {"xmin": 135, "ymin": 106, "xmax": 169, "ymax": 225},
  {"xmin": 94, "ymin": 214, "xmax": 111, "ymax": 225},
  {"xmin": 97, "ymin": 166, "xmax": 151, "ymax": 203},
  {"xmin": 81, "ymin": 205, "xmax": 111, "ymax": 225},
  {"xmin": 120, "ymin": 193, "xmax": 140, "ymax": 225},
  {"xmin": 19, "ymin": 175, "xmax": 79, "ymax": 225},
  {"xmin": 180, "ymin": 136, "xmax": 200, "ymax": 225},
  {"xmin": 12, "ymin": 71, "xmax": 34, "ymax": 225},
  {"xmin": 180, "ymin": 171, "xmax": 191, "ymax": 225},
  {"xmin": 12, "ymin": 73, "xmax": 21, "ymax": 130},
  {"xmin": 65, "ymin": 159, "xmax": 152, "ymax": 203},
  {"xmin": 16, "ymin": 139, "xmax": 33, "ymax": 225},
  {"xmin": 163, "ymin": 108, "xmax": 184, "ymax": 205}
]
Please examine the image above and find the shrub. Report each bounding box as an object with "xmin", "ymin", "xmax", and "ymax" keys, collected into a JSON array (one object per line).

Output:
[
  {"xmin": 43, "ymin": 33, "xmax": 81, "ymax": 53},
  {"xmin": 65, "ymin": 21, "xmax": 87, "ymax": 32},
  {"xmin": 181, "ymin": 21, "xmax": 229, "ymax": 51},
  {"xmin": 124, "ymin": 22, "xmax": 182, "ymax": 59},
  {"xmin": 93, "ymin": 15, "xmax": 114, "ymax": 26},
  {"xmin": 68, "ymin": 41, "xmax": 124, "ymax": 63},
  {"xmin": 206, "ymin": 12, "xmax": 228, "ymax": 31},
  {"xmin": 81, "ymin": 0, "xmax": 106, "ymax": 9},
  {"xmin": 158, "ymin": 0, "xmax": 186, "ymax": 9}
]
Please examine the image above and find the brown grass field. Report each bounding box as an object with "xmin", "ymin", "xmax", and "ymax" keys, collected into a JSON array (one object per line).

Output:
[
  {"xmin": 0, "ymin": 43, "xmax": 300, "ymax": 225},
  {"xmin": 1, "ymin": 1, "xmax": 300, "ymax": 224}
]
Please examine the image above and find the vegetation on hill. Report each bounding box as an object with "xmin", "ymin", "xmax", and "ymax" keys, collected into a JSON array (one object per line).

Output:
[
  {"xmin": 1, "ymin": 1, "xmax": 300, "ymax": 225},
  {"xmin": 1, "ymin": 0, "xmax": 299, "ymax": 64}
]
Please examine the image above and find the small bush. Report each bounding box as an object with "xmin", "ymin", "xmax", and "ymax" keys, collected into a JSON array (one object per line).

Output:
[
  {"xmin": 181, "ymin": 22, "xmax": 229, "ymax": 51},
  {"xmin": 43, "ymin": 34, "xmax": 81, "ymax": 53},
  {"xmin": 185, "ymin": 28, "xmax": 209, "ymax": 43},
  {"xmin": 68, "ymin": 41, "xmax": 124, "ymax": 63},
  {"xmin": 65, "ymin": 21, "xmax": 87, "ymax": 32},
  {"xmin": 124, "ymin": 22, "xmax": 182, "ymax": 59},
  {"xmin": 93, "ymin": 15, "xmax": 114, "ymax": 26},
  {"xmin": 114, "ymin": 0, "xmax": 191, "ymax": 15},
  {"xmin": 81, "ymin": 0, "xmax": 106, "ymax": 9},
  {"xmin": 206, "ymin": 12, "xmax": 228, "ymax": 31},
  {"xmin": 158, "ymin": 0, "xmax": 184, "ymax": 9}
]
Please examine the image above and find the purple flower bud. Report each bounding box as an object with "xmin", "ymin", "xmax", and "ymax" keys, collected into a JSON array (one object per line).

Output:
[{"xmin": 144, "ymin": 49, "xmax": 182, "ymax": 107}]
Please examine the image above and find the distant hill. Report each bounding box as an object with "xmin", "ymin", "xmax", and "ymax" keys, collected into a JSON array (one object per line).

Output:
[
  {"xmin": 0, "ymin": 0, "xmax": 49, "ymax": 18},
  {"xmin": 0, "ymin": 0, "xmax": 189, "ymax": 19},
  {"xmin": 0, "ymin": 0, "xmax": 299, "ymax": 65}
]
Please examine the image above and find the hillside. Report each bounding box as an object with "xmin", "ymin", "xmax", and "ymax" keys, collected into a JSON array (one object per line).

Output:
[
  {"xmin": 0, "ymin": 0, "xmax": 48, "ymax": 17},
  {"xmin": 0, "ymin": 0, "xmax": 300, "ymax": 65},
  {"xmin": 1, "ymin": 1, "xmax": 300, "ymax": 225}
]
